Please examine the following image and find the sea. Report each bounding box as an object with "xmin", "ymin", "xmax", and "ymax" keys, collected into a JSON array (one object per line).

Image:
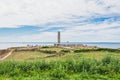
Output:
[{"xmin": 0, "ymin": 42, "xmax": 120, "ymax": 49}]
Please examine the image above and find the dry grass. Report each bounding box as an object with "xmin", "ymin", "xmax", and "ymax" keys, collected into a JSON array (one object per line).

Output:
[
  {"xmin": 40, "ymin": 47, "xmax": 64, "ymax": 52},
  {"xmin": 5, "ymin": 47, "xmax": 120, "ymax": 61},
  {"xmin": 6, "ymin": 48, "xmax": 120, "ymax": 62},
  {"xmin": 6, "ymin": 51, "xmax": 49, "ymax": 61}
]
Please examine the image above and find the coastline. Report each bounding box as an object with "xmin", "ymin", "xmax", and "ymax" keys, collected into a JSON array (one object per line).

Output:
[
  {"xmin": 0, "ymin": 42, "xmax": 120, "ymax": 50},
  {"xmin": 0, "ymin": 43, "xmax": 119, "ymax": 61}
]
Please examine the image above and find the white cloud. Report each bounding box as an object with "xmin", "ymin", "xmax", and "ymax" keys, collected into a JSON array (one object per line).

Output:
[
  {"xmin": 0, "ymin": 32, "xmax": 57, "ymax": 42},
  {"xmin": 0, "ymin": 0, "xmax": 120, "ymax": 42},
  {"xmin": 0, "ymin": 0, "xmax": 120, "ymax": 28},
  {"xmin": 1, "ymin": 23, "xmax": 119, "ymax": 42}
]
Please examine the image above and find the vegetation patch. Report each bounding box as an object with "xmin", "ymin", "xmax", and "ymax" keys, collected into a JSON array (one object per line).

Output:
[
  {"xmin": 60, "ymin": 50, "xmax": 70, "ymax": 53},
  {"xmin": 39, "ymin": 50, "xmax": 57, "ymax": 54},
  {"xmin": 1, "ymin": 56, "xmax": 120, "ymax": 79},
  {"xmin": 74, "ymin": 48, "xmax": 120, "ymax": 53},
  {"xmin": 41, "ymin": 46, "xmax": 50, "ymax": 48}
]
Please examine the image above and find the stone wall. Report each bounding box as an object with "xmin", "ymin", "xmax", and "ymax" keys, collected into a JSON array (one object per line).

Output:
[{"xmin": 54, "ymin": 44, "xmax": 97, "ymax": 48}]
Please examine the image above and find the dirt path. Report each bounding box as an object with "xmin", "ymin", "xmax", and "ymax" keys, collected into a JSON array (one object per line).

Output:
[{"xmin": 0, "ymin": 49, "xmax": 14, "ymax": 61}]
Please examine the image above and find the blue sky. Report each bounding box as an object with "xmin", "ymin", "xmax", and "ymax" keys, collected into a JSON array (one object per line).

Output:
[{"xmin": 0, "ymin": 0, "xmax": 120, "ymax": 42}]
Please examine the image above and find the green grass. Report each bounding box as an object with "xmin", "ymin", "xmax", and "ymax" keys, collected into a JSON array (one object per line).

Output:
[
  {"xmin": 0, "ymin": 56, "xmax": 120, "ymax": 80},
  {"xmin": 2, "ymin": 47, "xmax": 120, "ymax": 79}
]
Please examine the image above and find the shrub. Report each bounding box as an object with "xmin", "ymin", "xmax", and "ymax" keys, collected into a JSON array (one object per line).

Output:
[
  {"xmin": 74, "ymin": 48, "xmax": 120, "ymax": 53},
  {"xmin": 39, "ymin": 50, "xmax": 57, "ymax": 54},
  {"xmin": 60, "ymin": 50, "xmax": 70, "ymax": 53},
  {"xmin": 42, "ymin": 46, "xmax": 49, "ymax": 48},
  {"xmin": 74, "ymin": 49, "xmax": 94, "ymax": 53},
  {"xmin": 102, "ymin": 56, "xmax": 112, "ymax": 65},
  {"xmin": 50, "ymin": 69, "xmax": 66, "ymax": 79}
]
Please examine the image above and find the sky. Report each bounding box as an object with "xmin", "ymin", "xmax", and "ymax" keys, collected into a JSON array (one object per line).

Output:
[{"xmin": 0, "ymin": 0, "xmax": 120, "ymax": 42}]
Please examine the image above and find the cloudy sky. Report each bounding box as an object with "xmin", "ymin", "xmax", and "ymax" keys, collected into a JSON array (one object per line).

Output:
[{"xmin": 0, "ymin": 0, "xmax": 120, "ymax": 42}]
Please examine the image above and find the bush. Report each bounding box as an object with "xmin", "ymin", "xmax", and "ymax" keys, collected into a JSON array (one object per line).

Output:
[
  {"xmin": 74, "ymin": 49, "xmax": 95, "ymax": 53},
  {"xmin": 60, "ymin": 50, "xmax": 70, "ymax": 53},
  {"xmin": 50, "ymin": 69, "xmax": 66, "ymax": 79},
  {"xmin": 42, "ymin": 46, "xmax": 49, "ymax": 48},
  {"xmin": 74, "ymin": 48, "xmax": 120, "ymax": 53},
  {"xmin": 102, "ymin": 56, "xmax": 112, "ymax": 65},
  {"xmin": 39, "ymin": 50, "xmax": 57, "ymax": 54}
]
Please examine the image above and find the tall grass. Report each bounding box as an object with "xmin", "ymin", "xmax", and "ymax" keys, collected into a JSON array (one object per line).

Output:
[{"xmin": 0, "ymin": 56, "xmax": 120, "ymax": 79}]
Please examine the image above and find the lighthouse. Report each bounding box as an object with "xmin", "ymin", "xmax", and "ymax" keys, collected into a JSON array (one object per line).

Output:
[{"xmin": 58, "ymin": 31, "xmax": 60, "ymax": 45}]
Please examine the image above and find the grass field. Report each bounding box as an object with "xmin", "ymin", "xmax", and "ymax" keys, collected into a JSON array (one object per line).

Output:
[
  {"xmin": 6, "ymin": 47, "xmax": 120, "ymax": 61},
  {"xmin": 1, "ymin": 47, "xmax": 120, "ymax": 80}
]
